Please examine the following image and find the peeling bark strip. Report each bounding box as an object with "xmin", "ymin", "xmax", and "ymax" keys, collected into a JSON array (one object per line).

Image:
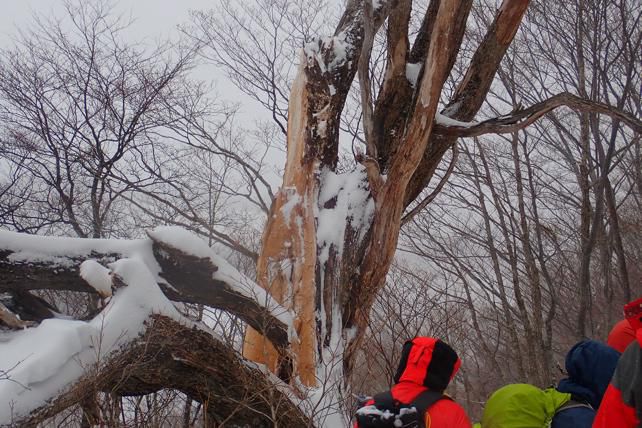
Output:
[
  {"xmin": 19, "ymin": 315, "xmax": 311, "ymax": 428},
  {"xmin": 242, "ymin": 61, "xmax": 320, "ymax": 386}
]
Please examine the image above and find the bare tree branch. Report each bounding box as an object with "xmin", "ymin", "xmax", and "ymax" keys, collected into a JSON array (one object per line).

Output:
[
  {"xmin": 401, "ymin": 143, "xmax": 459, "ymax": 225},
  {"xmin": 435, "ymin": 92, "xmax": 642, "ymax": 137}
]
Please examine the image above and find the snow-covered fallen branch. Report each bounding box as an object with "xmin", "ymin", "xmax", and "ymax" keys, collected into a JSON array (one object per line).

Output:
[
  {"xmin": 0, "ymin": 257, "xmax": 184, "ymax": 423},
  {"xmin": 7, "ymin": 314, "xmax": 311, "ymax": 427},
  {"xmin": 0, "ymin": 227, "xmax": 294, "ymax": 351},
  {"xmin": 0, "ymin": 227, "xmax": 310, "ymax": 425}
]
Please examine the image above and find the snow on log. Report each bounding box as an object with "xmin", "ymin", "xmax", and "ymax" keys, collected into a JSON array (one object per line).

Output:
[
  {"xmin": 0, "ymin": 229, "xmax": 310, "ymax": 426},
  {"xmin": 0, "ymin": 257, "xmax": 185, "ymax": 424},
  {"xmin": 147, "ymin": 227, "xmax": 296, "ymax": 353},
  {"xmin": 19, "ymin": 315, "xmax": 311, "ymax": 427},
  {"xmin": 79, "ymin": 260, "xmax": 113, "ymax": 298},
  {"xmin": 0, "ymin": 228, "xmax": 293, "ymax": 352}
]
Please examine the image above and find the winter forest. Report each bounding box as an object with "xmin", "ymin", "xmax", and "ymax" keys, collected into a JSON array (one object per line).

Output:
[{"xmin": 0, "ymin": 0, "xmax": 640, "ymax": 426}]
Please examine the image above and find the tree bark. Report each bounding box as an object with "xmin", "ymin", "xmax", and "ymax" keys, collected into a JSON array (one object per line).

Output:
[{"xmin": 19, "ymin": 315, "xmax": 311, "ymax": 428}]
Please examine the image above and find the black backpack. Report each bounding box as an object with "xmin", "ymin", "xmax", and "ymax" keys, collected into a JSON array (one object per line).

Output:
[{"xmin": 355, "ymin": 390, "xmax": 444, "ymax": 428}]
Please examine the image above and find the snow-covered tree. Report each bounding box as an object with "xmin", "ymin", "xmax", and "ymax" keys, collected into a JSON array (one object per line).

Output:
[{"xmin": 1, "ymin": 0, "xmax": 640, "ymax": 426}]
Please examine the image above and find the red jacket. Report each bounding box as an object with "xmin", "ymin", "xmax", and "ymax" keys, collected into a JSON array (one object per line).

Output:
[
  {"xmin": 390, "ymin": 382, "xmax": 471, "ymax": 428},
  {"xmin": 354, "ymin": 337, "xmax": 472, "ymax": 428},
  {"xmin": 608, "ymin": 319, "xmax": 637, "ymax": 353},
  {"xmin": 593, "ymin": 329, "xmax": 642, "ymax": 427}
]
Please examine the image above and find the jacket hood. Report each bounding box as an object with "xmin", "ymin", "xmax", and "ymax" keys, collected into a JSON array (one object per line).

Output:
[
  {"xmin": 481, "ymin": 384, "xmax": 570, "ymax": 428},
  {"xmin": 393, "ymin": 337, "xmax": 461, "ymax": 392},
  {"xmin": 607, "ymin": 319, "xmax": 636, "ymax": 353},
  {"xmin": 556, "ymin": 339, "xmax": 620, "ymax": 409}
]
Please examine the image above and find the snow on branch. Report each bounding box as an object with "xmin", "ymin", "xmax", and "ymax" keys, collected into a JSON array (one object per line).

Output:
[
  {"xmin": 0, "ymin": 227, "xmax": 310, "ymax": 425},
  {"xmin": 0, "ymin": 227, "xmax": 294, "ymax": 351},
  {"xmin": 9, "ymin": 314, "xmax": 311, "ymax": 427},
  {"xmin": 302, "ymin": 0, "xmax": 392, "ymax": 78},
  {"xmin": 434, "ymin": 92, "xmax": 642, "ymax": 137},
  {"xmin": 0, "ymin": 257, "xmax": 186, "ymax": 423}
]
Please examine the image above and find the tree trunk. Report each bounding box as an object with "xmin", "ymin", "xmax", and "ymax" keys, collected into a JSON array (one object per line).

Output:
[{"xmin": 242, "ymin": 0, "xmax": 534, "ymax": 387}]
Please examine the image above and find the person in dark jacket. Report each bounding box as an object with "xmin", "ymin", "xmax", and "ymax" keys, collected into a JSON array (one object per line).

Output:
[
  {"xmin": 550, "ymin": 339, "xmax": 619, "ymax": 427},
  {"xmin": 354, "ymin": 337, "xmax": 471, "ymax": 428}
]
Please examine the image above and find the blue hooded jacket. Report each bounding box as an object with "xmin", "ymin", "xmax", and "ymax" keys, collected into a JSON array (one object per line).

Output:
[{"xmin": 551, "ymin": 340, "xmax": 620, "ymax": 428}]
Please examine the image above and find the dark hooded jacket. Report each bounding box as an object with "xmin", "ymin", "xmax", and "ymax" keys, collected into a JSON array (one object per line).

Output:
[
  {"xmin": 354, "ymin": 337, "xmax": 471, "ymax": 428},
  {"xmin": 551, "ymin": 339, "xmax": 620, "ymax": 428}
]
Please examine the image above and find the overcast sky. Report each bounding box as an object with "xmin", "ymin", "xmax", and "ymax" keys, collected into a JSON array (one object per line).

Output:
[
  {"xmin": 0, "ymin": 0, "xmax": 212, "ymax": 44},
  {"xmin": 0, "ymin": 0, "xmax": 294, "ymax": 198},
  {"xmin": 0, "ymin": 0, "xmax": 268, "ymax": 120}
]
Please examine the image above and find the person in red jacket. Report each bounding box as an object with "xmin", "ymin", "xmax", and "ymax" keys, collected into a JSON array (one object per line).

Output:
[
  {"xmin": 354, "ymin": 337, "xmax": 472, "ymax": 428},
  {"xmin": 608, "ymin": 318, "xmax": 636, "ymax": 353},
  {"xmin": 594, "ymin": 298, "xmax": 642, "ymax": 427},
  {"xmin": 593, "ymin": 329, "xmax": 642, "ymax": 427}
]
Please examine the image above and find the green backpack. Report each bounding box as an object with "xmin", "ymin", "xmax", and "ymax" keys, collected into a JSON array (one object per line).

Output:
[{"xmin": 477, "ymin": 383, "xmax": 571, "ymax": 428}]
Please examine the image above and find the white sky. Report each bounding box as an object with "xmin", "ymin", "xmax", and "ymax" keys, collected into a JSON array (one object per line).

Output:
[
  {"xmin": 0, "ymin": 0, "xmax": 213, "ymax": 44},
  {"xmin": 0, "ymin": 0, "xmax": 286, "ymax": 193},
  {"xmin": 0, "ymin": 0, "xmax": 269, "ymax": 121}
]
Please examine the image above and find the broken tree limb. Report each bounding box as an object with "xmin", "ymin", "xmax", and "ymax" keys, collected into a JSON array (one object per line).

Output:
[
  {"xmin": 0, "ymin": 229, "xmax": 292, "ymax": 352},
  {"xmin": 14, "ymin": 316, "xmax": 311, "ymax": 428},
  {"xmin": 242, "ymin": 0, "xmax": 395, "ymax": 386},
  {"xmin": 148, "ymin": 232, "xmax": 294, "ymax": 356},
  {"xmin": 2, "ymin": 252, "xmax": 309, "ymax": 426}
]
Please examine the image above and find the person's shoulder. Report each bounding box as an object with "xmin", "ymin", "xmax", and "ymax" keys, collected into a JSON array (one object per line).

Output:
[
  {"xmin": 614, "ymin": 340, "xmax": 642, "ymax": 385},
  {"xmin": 551, "ymin": 406, "xmax": 595, "ymax": 428},
  {"xmin": 426, "ymin": 398, "xmax": 472, "ymax": 428}
]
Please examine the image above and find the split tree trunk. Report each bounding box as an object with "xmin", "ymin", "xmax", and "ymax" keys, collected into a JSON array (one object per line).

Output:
[{"xmin": 242, "ymin": 0, "xmax": 534, "ymax": 386}]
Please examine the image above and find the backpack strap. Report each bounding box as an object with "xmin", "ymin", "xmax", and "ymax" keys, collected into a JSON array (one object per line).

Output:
[
  {"xmin": 556, "ymin": 399, "xmax": 594, "ymax": 413},
  {"xmin": 409, "ymin": 390, "xmax": 445, "ymax": 428},
  {"xmin": 410, "ymin": 389, "xmax": 445, "ymax": 412}
]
